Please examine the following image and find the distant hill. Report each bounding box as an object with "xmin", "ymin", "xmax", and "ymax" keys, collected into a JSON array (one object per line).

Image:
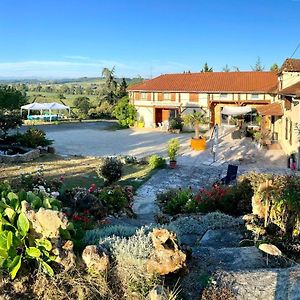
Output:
[{"xmin": 0, "ymin": 76, "xmax": 143, "ymax": 85}]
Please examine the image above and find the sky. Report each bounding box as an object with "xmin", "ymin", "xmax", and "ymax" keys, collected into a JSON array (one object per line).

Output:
[{"xmin": 0, "ymin": 0, "xmax": 299, "ymax": 79}]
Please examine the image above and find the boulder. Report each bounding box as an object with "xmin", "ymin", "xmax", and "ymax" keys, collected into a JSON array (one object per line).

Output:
[
  {"xmin": 21, "ymin": 201, "xmax": 76, "ymax": 271},
  {"xmin": 22, "ymin": 203, "xmax": 69, "ymax": 238},
  {"xmin": 147, "ymin": 229, "xmax": 186, "ymax": 275},
  {"xmin": 55, "ymin": 240, "xmax": 76, "ymax": 271},
  {"xmin": 82, "ymin": 245, "xmax": 110, "ymax": 275}
]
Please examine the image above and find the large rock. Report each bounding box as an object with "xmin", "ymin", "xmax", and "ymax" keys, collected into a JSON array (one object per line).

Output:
[
  {"xmin": 54, "ymin": 240, "xmax": 76, "ymax": 271},
  {"xmin": 82, "ymin": 245, "xmax": 110, "ymax": 275},
  {"xmin": 147, "ymin": 229, "xmax": 186, "ymax": 275},
  {"xmin": 22, "ymin": 202, "xmax": 68, "ymax": 238},
  {"xmin": 21, "ymin": 201, "xmax": 76, "ymax": 271}
]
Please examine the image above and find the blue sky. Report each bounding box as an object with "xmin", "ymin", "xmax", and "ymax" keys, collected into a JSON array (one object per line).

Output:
[{"xmin": 0, "ymin": 0, "xmax": 299, "ymax": 78}]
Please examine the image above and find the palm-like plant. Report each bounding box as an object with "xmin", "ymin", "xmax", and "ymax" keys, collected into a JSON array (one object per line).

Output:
[{"xmin": 183, "ymin": 110, "xmax": 208, "ymax": 139}]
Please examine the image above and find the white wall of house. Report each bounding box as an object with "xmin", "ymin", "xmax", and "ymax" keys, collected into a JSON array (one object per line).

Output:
[
  {"xmin": 281, "ymin": 72, "xmax": 300, "ymax": 89},
  {"xmin": 136, "ymin": 106, "xmax": 154, "ymax": 128}
]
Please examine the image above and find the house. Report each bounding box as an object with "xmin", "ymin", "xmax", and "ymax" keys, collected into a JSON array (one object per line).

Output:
[
  {"xmin": 128, "ymin": 58, "xmax": 300, "ymax": 157},
  {"xmin": 128, "ymin": 71, "xmax": 278, "ymax": 128},
  {"xmin": 275, "ymin": 58, "xmax": 300, "ymax": 154}
]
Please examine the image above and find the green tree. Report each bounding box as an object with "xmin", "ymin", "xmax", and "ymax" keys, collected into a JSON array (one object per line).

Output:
[
  {"xmin": 101, "ymin": 67, "xmax": 118, "ymax": 104},
  {"xmin": 73, "ymin": 96, "xmax": 91, "ymax": 117},
  {"xmin": 0, "ymin": 85, "xmax": 27, "ymax": 111},
  {"xmin": 201, "ymin": 62, "xmax": 213, "ymax": 72},
  {"xmin": 113, "ymin": 96, "xmax": 137, "ymax": 127},
  {"xmin": 270, "ymin": 63, "xmax": 279, "ymax": 72},
  {"xmin": 118, "ymin": 78, "xmax": 128, "ymax": 98},
  {"xmin": 0, "ymin": 85, "xmax": 26, "ymax": 138},
  {"xmin": 251, "ymin": 57, "xmax": 265, "ymax": 71}
]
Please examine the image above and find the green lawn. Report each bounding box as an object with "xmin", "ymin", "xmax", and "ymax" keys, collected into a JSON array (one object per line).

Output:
[
  {"xmin": 27, "ymin": 92, "xmax": 99, "ymax": 107},
  {"xmin": 1, "ymin": 154, "xmax": 156, "ymax": 192}
]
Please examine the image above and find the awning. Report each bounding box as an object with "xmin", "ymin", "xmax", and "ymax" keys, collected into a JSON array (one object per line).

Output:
[
  {"xmin": 256, "ymin": 103, "xmax": 283, "ymax": 116},
  {"xmin": 221, "ymin": 106, "xmax": 252, "ymax": 116}
]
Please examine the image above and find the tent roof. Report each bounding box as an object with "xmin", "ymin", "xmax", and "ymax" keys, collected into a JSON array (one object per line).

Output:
[
  {"xmin": 21, "ymin": 102, "xmax": 70, "ymax": 110},
  {"xmin": 21, "ymin": 103, "xmax": 48, "ymax": 110},
  {"xmin": 221, "ymin": 106, "xmax": 252, "ymax": 116}
]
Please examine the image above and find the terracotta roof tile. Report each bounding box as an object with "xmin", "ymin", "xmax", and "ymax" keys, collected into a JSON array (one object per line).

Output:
[
  {"xmin": 279, "ymin": 81, "xmax": 300, "ymax": 96},
  {"xmin": 256, "ymin": 103, "xmax": 283, "ymax": 116},
  {"xmin": 280, "ymin": 58, "xmax": 300, "ymax": 72},
  {"xmin": 128, "ymin": 72, "xmax": 277, "ymax": 93}
]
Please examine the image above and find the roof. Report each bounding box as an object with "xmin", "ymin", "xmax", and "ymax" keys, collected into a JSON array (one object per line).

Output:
[
  {"xmin": 128, "ymin": 72, "xmax": 278, "ymax": 93},
  {"xmin": 21, "ymin": 102, "xmax": 70, "ymax": 110},
  {"xmin": 278, "ymin": 81, "xmax": 300, "ymax": 97},
  {"xmin": 280, "ymin": 58, "xmax": 300, "ymax": 73},
  {"xmin": 256, "ymin": 103, "xmax": 283, "ymax": 116}
]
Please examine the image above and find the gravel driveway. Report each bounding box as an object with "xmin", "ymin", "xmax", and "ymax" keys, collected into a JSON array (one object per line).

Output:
[{"xmin": 22, "ymin": 121, "xmax": 191, "ymax": 158}]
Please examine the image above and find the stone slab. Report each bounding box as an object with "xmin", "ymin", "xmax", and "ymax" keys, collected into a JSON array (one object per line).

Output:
[
  {"xmin": 199, "ymin": 229, "xmax": 243, "ymax": 248},
  {"xmin": 215, "ymin": 267, "xmax": 300, "ymax": 300}
]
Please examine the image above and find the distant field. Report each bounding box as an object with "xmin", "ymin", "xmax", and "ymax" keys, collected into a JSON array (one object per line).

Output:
[{"xmin": 27, "ymin": 92, "xmax": 99, "ymax": 107}]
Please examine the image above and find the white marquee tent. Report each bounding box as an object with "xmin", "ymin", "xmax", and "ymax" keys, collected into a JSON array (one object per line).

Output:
[
  {"xmin": 221, "ymin": 106, "xmax": 252, "ymax": 116},
  {"xmin": 21, "ymin": 102, "xmax": 70, "ymax": 121}
]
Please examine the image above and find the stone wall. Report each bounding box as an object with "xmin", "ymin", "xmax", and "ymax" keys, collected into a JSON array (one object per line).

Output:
[{"xmin": 0, "ymin": 148, "xmax": 40, "ymax": 163}]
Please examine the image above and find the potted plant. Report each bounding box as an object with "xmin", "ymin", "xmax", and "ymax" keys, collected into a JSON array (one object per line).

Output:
[
  {"xmin": 167, "ymin": 138, "xmax": 180, "ymax": 168},
  {"xmin": 183, "ymin": 110, "xmax": 208, "ymax": 151},
  {"xmin": 253, "ymin": 131, "xmax": 262, "ymax": 149}
]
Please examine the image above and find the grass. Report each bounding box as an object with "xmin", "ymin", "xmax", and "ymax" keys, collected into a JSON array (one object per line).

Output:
[
  {"xmin": 27, "ymin": 91, "xmax": 99, "ymax": 107},
  {"xmin": 1, "ymin": 153, "xmax": 156, "ymax": 191}
]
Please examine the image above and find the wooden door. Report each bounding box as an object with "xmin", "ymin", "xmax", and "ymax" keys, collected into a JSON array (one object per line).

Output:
[
  {"xmin": 155, "ymin": 108, "xmax": 163, "ymax": 124},
  {"xmin": 162, "ymin": 109, "xmax": 169, "ymax": 121}
]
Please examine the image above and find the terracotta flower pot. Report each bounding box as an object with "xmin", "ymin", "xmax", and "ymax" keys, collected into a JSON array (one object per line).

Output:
[
  {"xmin": 190, "ymin": 137, "xmax": 206, "ymax": 151},
  {"xmin": 169, "ymin": 160, "xmax": 177, "ymax": 169}
]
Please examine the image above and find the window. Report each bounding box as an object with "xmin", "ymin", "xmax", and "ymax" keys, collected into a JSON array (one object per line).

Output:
[
  {"xmin": 251, "ymin": 94, "xmax": 259, "ymax": 99},
  {"xmin": 141, "ymin": 92, "xmax": 147, "ymax": 100},
  {"xmin": 220, "ymin": 93, "xmax": 228, "ymax": 99},
  {"xmin": 163, "ymin": 93, "xmax": 171, "ymax": 100}
]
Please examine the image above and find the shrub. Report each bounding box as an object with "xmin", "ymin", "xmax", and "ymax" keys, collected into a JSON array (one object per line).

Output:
[
  {"xmin": 113, "ymin": 96, "xmax": 137, "ymax": 127},
  {"xmin": 0, "ymin": 188, "xmax": 58, "ymax": 279},
  {"xmin": 73, "ymin": 96, "xmax": 91, "ymax": 118},
  {"xmin": 167, "ymin": 212, "xmax": 243, "ymax": 243},
  {"xmin": 98, "ymin": 227, "xmax": 159, "ymax": 299},
  {"xmin": 19, "ymin": 165, "xmax": 63, "ymax": 194},
  {"xmin": 84, "ymin": 225, "xmax": 138, "ymax": 245},
  {"xmin": 148, "ymin": 154, "xmax": 166, "ymax": 169},
  {"xmin": 96, "ymin": 157, "xmax": 123, "ymax": 184},
  {"xmin": 17, "ymin": 127, "xmax": 52, "ymax": 148},
  {"xmin": 159, "ymin": 179, "xmax": 253, "ymax": 217},
  {"xmin": 0, "ymin": 114, "xmax": 23, "ymax": 139},
  {"xmin": 167, "ymin": 138, "xmax": 180, "ymax": 161},
  {"xmin": 165, "ymin": 189, "xmax": 193, "ymax": 215},
  {"xmin": 88, "ymin": 101, "xmax": 114, "ymax": 119},
  {"xmin": 97, "ymin": 186, "xmax": 129, "ymax": 213},
  {"xmin": 169, "ymin": 116, "xmax": 183, "ymax": 131}
]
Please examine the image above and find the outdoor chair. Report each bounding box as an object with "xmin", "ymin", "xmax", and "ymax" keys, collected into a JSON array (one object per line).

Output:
[{"xmin": 220, "ymin": 164, "xmax": 238, "ymax": 185}]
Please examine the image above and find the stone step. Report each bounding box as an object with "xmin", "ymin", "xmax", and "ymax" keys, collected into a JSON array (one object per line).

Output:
[
  {"xmin": 199, "ymin": 229, "xmax": 244, "ymax": 249},
  {"xmin": 193, "ymin": 246, "xmax": 267, "ymax": 271},
  {"xmin": 213, "ymin": 267, "xmax": 300, "ymax": 300}
]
